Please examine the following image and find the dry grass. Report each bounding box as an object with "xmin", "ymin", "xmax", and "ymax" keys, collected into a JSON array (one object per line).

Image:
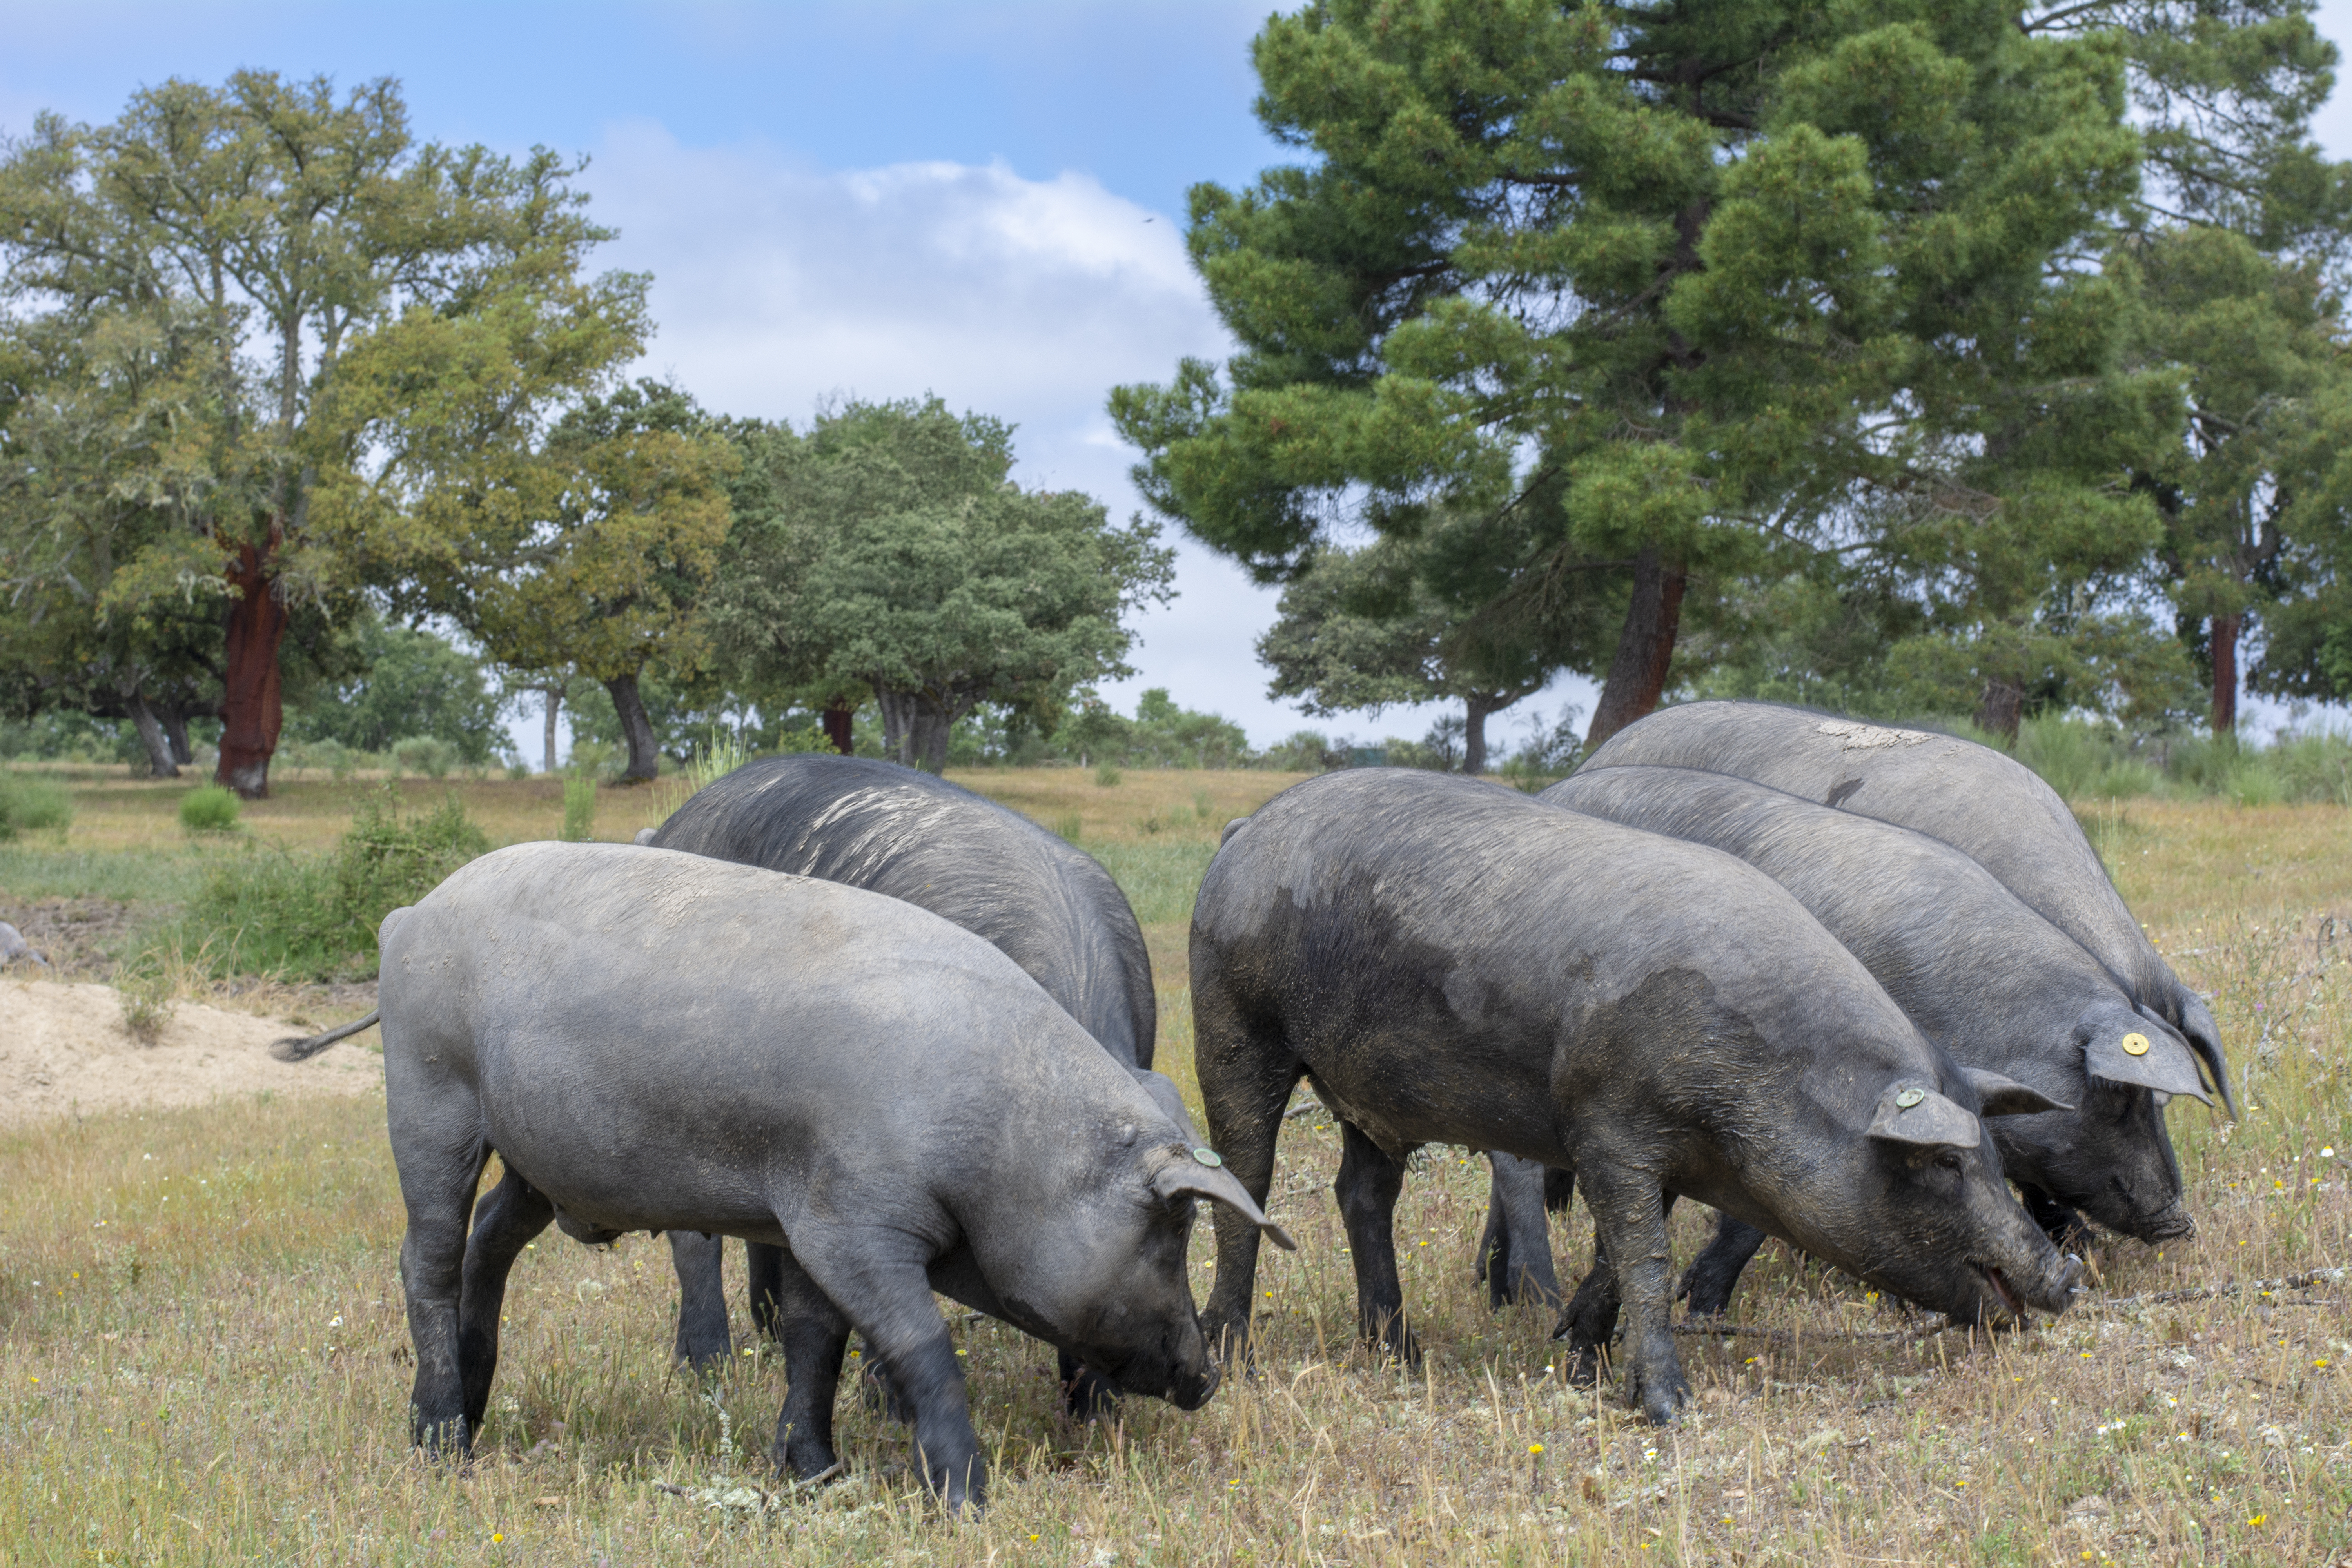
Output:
[{"xmin": 0, "ymin": 777, "xmax": 2347, "ymax": 1564}]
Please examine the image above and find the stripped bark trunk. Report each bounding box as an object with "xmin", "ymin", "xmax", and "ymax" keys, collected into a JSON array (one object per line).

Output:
[
  {"xmin": 127, "ymin": 695, "xmax": 180, "ymax": 779},
  {"xmin": 822, "ymin": 700, "xmax": 855, "ymax": 757},
  {"xmin": 604, "ymin": 672, "xmax": 661, "ymax": 782},
  {"xmin": 216, "ymin": 543, "xmax": 287, "ymax": 798},
  {"xmin": 2210, "ymin": 612, "xmax": 2241, "ymax": 737},
  {"xmin": 1583, "ymin": 544, "xmax": 1688, "ymax": 750}
]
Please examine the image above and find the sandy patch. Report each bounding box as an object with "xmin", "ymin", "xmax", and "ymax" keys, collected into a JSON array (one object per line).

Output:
[{"xmin": 0, "ymin": 978, "xmax": 381, "ymax": 1127}]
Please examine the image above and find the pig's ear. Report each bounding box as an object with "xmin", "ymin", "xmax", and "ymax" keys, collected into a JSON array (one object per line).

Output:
[
  {"xmin": 1961, "ymin": 1067, "xmax": 2072, "ymax": 1118},
  {"xmin": 1128, "ymin": 1068, "xmax": 1205, "ymax": 1143},
  {"xmin": 2084, "ymin": 1012, "xmax": 2212, "ymax": 1106},
  {"xmin": 1867, "ymin": 1082, "xmax": 1980, "ymax": 1151},
  {"xmin": 1152, "ymin": 1154, "xmax": 1298, "ymax": 1252}
]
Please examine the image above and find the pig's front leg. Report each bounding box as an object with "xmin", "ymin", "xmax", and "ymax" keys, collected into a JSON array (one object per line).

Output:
[
  {"xmin": 667, "ymin": 1230, "xmax": 731, "ymax": 1371},
  {"xmin": 791, "ymin": 1226, "xmax": 984, "ymax": 1512},
  {"xmin": 1576, "ymin": 1162, "xmax": 1688, "ymax": 1424}
]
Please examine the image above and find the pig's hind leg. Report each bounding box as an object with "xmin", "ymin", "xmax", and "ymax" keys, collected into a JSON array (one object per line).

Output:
[
  {"xmin": 1679, "ymin": 1214, "xmax": 1767, "ymax": 1318},
  {"xmin": 763, "ymin": 1245, "xmax": 856, "ymax": 1484},
  {"xmin": 458, "ymin": 1164, "xmax": 555, "ymax": 1434},
  {"xmin": 1477, "ymin": 1153, "xmax": 1564, "ymax": 1309},
  {"xmin": 389, "ymin": 1090, "xmax": 492, "ymax": 1455},
  {"xmin": 1334, "ymin": 1120, "xmax": 1420, "ymax": 1366},
  {"xmin": 666, "ymin": 1231, "xmax": 732, "ymax": 1372}
]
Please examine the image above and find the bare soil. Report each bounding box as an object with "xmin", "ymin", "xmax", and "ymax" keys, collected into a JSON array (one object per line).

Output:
[{"xmin": 0, "ymin": 976, "xmax": 381, "ymax": 1127}]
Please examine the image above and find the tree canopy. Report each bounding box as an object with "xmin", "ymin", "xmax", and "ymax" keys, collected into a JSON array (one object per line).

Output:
[{"xmin": 706, "ymin": 398, "xmax": 1175, "ymax": 773}]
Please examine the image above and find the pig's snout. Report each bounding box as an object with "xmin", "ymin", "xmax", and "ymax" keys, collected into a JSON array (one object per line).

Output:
[{"xmin": 2142, "ymin": 1201, "xmax": 2196, "ymax": 1242}]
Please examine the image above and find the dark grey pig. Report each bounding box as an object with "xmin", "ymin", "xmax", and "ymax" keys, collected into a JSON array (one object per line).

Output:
[
  {"xmin": 1581, "ymin": 701, "xmax": 2233, "ymax": 1111},
  {"xmin": 1499, "ymin": 764, "xmax": 2214, "ymax": 1347},
  {"xmin": 382, "ymin": 842, "xmax": 1287, "ymax": 1512},
  {"xmin": 646, "ymin": 755, "xmax": 1159, "ymax": 1404},
  {"xmin": 1191, "ymin": 770, "xmax": 2076, "ymax": 1423}
]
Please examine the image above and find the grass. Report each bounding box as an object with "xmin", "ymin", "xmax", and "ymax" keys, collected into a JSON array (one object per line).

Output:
[
  {"xmin": 0, "ymin": 767, "xmax": 2347, "ymax": 1561},
  {"xmin": 0, "ymin": 769, "xmax": 73, "ymax": 838}
]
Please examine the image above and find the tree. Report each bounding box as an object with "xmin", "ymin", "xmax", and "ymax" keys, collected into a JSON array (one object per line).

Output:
[
  {"xmin": 706, "ymin": 399, "xmax": 1175, "ymax": 773},
  {"xmin": 279, "ymin": 616, "xmax": 506, "ymax": 762},
  {"xmin": 2038, "ymin": 2, "xmax": 2352, "ymax": 735},
  {"xmin": 1258, "ymin": 539, "xmax": 1565, "ymax": 773},
  {"xmin": 1112, "ymin": 0, "xmax": 2145, "ymax": 748},
  {"xmin": 0, "ymin": 72, "xmax": 628, "ymax": 794}
]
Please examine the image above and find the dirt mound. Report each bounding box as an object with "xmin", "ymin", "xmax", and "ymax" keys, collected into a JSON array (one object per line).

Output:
[{"xmin": 0, "ymin": 978, "xmax": 381, "ymax": 1128}]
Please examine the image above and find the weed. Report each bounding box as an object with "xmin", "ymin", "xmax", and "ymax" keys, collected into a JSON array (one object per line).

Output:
[
  {"xmin": 1193, "ymin": 788, "xmax": 1214, "ymax": 820},
  {"xmin": 177, "ymin": 785, "xmax": 241, "ymax": 834},
  {"xmin": 1051, "ymin": 811, "xmax": 1082, "ymax": 842},
  {"xmin": 562, "ymin": 772, "xmax": 597, "ymax": 842},
  {"xmin": 1094, "ymin": 760, "xmax": 1123, "ymax": 788},
  {"xmin": 0, "ymin": 771, "xmax": 73, "ymax": 838}
]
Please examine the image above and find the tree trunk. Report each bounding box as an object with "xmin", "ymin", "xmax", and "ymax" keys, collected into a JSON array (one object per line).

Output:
[
  {"xmin": 127, "ymin": 695, "xmax": 180, "ymax": 779},
  {"xmin": 543, "ymin": 686, "xmax": 562, "ymax": 774},
  {"xmin": 909, "ymin": 704, "xmax": 952, "ymax": 774},
  {"xmin": 1583, "ymin": 544, "xmax": 1688, "ymax": 751},
  {"xmin": 2210, "ymin": 612, "xmax": 2241, "ymax": 736},
  {"xmin": 822, "ymin": 699, "xmax": 855, "ymax": 756},
  {"xmin": 1976, "ymin": 677, "xmax": 2022, "ymax": 744},
  {"xmin": 216, "ymin": 544, "xmax": 287, "ymax": 799},
  {"xmin": 875, "ymin": 687, "xmax": 918, "ymax": 766},
  {"xmin": 1464, "ymin": 693, "xmax": 1497, "ymax": 775},
  {"xmin": 604, "ymin": 672, "xmax": 661, "ymax": 782},
  {"xmin": 158, "ymin": 704, "xmax": 194, "ymax": 766}
]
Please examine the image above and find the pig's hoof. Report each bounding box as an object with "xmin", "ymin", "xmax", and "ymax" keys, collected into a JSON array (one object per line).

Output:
[
  {"xmin": 1558, "ymin": 1343, "xmax": 1605, "ymax": 1387},
  {"xmin": 1628, "ymin": 1371, "xmax": 1691, "ymax": 1425},
  {"xmin": 858, "ymin": 1359, "xmax": 917, "ymax": 1425}
]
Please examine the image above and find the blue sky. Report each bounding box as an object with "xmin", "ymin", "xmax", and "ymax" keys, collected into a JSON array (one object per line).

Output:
[{"xmin": 7, "ymin": 2, "xmax": 2352, "ymax": 751}]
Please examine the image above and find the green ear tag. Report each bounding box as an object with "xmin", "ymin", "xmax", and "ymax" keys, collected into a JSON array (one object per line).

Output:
[
  {"xmin": 1895, "ymin": 1088, "xmax": 1926, "ymax": 1110},
  {"xmin": 1192, "ymin": 1147, "xmax": 1223, "ymax": 1168}
]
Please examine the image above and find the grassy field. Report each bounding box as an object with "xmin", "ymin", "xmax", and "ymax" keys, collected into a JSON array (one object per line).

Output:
[{"xmin": 0, "ymin": 766, "xmax": 2347, "ymax": 1563}]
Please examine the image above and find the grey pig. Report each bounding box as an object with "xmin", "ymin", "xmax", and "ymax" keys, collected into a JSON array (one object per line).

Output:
[
  {"xmin": 646, "ymin": 755, "xmax": 1161, "ymax": 1412},
  {"xmin": 1190, "ymin": 770, "xmax": 2077, "ymax": 1423},
  {"xmin": 1486, "ymin": 764, "xmax": 2213, "ymax": 1356},
  {"xmin": 1581, "ymin": 701, "xmax": 2232, "ymax": 1111},
  {"xmin": 381, "ymin": 842, "xmax": 1289, "ymax": 1512}
]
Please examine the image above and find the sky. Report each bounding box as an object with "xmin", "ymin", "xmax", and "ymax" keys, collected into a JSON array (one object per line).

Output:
[{"xmin": 5, "ymin": 1, "xmax": 2351, "ymax": 753}]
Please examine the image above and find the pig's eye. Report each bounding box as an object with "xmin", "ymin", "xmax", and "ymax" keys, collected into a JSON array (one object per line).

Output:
[{"xmin": 1935, "ymin": 1153, "xmax": 1963, "ymax": 1174}]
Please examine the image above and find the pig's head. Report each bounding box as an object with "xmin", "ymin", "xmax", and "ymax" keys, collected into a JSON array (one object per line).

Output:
[
  {"xmin": 1770, "ymin": 1065, "xmax": 2082, "ymax": 1327},
  {"xmin": 1016, "ymin": 1101, "xmax": 1293, "ymax": 1412},
  {"xmin": 1991, "ymin": 1001, "xmax": 2210, "ymax": 1243}
]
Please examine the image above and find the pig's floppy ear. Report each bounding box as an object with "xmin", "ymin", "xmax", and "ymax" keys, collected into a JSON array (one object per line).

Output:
[
  {"xmin": 1128, "ymin": 1068, "xmax": 1205, "ymax": 1143},
  {"xmin": 2089, "ymin": 1010, "xmax": 2213, "ymax": 1106},
  {"xmin": 1961, "ymin": 1067, "xmax": 2072, "ymax": 1118},
  {"xmin": 1867, "ymin": 1082, "xmax": 1981, "ymax": 1152},
  {"xmin": 1152, "ymin": 1154, "xmax": 1297, "ymax": 1252}
]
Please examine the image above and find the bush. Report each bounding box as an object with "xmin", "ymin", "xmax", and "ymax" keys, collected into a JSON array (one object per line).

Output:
[
  {"xmin": 389, "ymin": 736, "xmax": 456, "ymax": 780},
  {"xmin": 157, "ymin": 788, "xmax": 490, "ymax": 980},
  {"xmin": 0, "ymin": 772, "xmax": 74, "ymax": 838},
  {"xmin": 1094, "ymin": 761, "xmax": 1123, "ymax": 788},
  {"xmin": 178, "ymin": 786, "xmax": 241, "ymax": 834}
]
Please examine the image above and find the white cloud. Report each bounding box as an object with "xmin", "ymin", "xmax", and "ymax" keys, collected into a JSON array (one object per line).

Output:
[{"xmin": 586, "ymin": 121, "xmax": 1361, "ymax": 742}]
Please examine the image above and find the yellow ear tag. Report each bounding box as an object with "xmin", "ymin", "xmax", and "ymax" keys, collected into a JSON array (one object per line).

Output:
[
  {"xmin": 1895, "ymin": 1088, "xmax": 1925, "ymax": 1109},
  {"xmin": 2121, "ymin": 1033, "xmax": 2150, "ymax": 1057}
]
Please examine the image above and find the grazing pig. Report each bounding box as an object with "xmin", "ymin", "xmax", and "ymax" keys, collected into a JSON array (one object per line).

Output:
[
  {"xmin": 1581, "ymin": 701, "xmax": 2233, "ymax": 1111},
  {"xmin": 646, "ymin": 755, "xmax": 1162, "ymax": 1411},
  {"xmin": 382, "ymin": 842, "xmax": 1287, "ymax": 1511},
  {"xmin": 1191, "ymin": 770, "xmax": 2076, "ymax": 1422},
  {"xmin": 1495, "ymin": 764, "xmax": 2212, "ymax": 1348}
]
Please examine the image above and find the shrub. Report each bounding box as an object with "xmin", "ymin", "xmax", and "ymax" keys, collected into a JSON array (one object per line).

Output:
[
  {"xmin": 155, "ymin": 788, "xmax": 489, "ymax": 980},
  {"xmin": 389, "ymin": 736, "xmax": 456, "ymax": 780},
  {"xmin": 1094, "ymin": 761, "xmax": 1123, "ymax": 788},
  {"xmin": 179, "ymin": 786, "xmax": 241, "ymax": 833},
  {"xmin": 0, "ymin": 772, "xmax": 74, "ymax": 838}
]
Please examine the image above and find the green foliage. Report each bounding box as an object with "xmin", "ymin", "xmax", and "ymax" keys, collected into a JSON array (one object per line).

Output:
[
  {"xmin": 281, "ymin": 620, "xmax": 508, "ymax": 764},
  {"xmin": 177, "ymin": 786, "xmax": 241, "ymax": 834},
  {"xmin": 1093, "ymin": 761, "xmax": 1123, "ymax": 788},
  {"xmin": 562, "ymin": 772, "xmax": 598, "ymax": 842},
  {"xmin": 163, "ymin": 789, "xmax": 488, "ymax": 980},
  {"xmin": 0, "ymin": 771, "xmax": 73, "ymax": 838},
  {"xmin": 388, "ymin": 738, "xmax": 456, "ymax": 781},
  {"xmin": 706, "ymin": 398, "xmax": 1175, "ymax": 773}
]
